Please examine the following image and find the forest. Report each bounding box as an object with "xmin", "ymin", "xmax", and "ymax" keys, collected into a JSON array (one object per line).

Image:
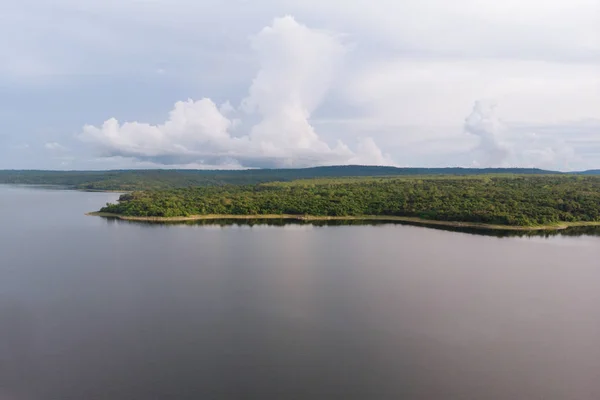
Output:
[
  {"xmin": 99, "ymin": 175, "xmax": 600, "ymax": 226},
  {"xmin": 0, "ymin": 166, "xmax": 569, "ymax": 191}
]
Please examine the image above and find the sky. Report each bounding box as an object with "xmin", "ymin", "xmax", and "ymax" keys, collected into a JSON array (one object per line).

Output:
[{"xmin": 1, "ymin": 0, "xmax": 599, "ymax": 171}]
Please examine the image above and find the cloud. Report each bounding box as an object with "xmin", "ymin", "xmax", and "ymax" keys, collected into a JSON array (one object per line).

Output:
[
  {"xmin": 464, "ymin": 101, "xmax": 510, "ymax": 166},
  {"xmin": 463, "ymin": 101, "xmax": 585, "ymax": 169},
  {"xmin": 44, "ymin": 142, "xmax": 67, "ymax": 151},
  {"xmin": 288, "ymin": 0, "xmax": 599, "ymax": 63},
  {"xmin": 345, "ymin": 59, "xmax": 600, "ymax": 128},
  {"xmin": 503, "ymin": 121, "xmax": 598, "ymax": 170},
  {"xmin": 81, "ymin": 98, "xmax": 234, "ymax": 158},
  {"xmin": 79, "ymin": 16, "xmax": 393, "ymax": 168},
  {"xmin": 11, "ymin": 143, "xmax": 30, "ymax": 150},
  {"xmin": 3, "ymin": 1, "xmax": 598, "ymax": 171}
]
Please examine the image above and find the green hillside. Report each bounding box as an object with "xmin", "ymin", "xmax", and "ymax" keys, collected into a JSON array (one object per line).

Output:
[{"xmin": 0, "ymin": 166, "xmax": 563, "ymax": 191}]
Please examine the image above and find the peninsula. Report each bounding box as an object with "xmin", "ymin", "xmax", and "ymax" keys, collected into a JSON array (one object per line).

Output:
[{"xmin": 92, "ymin": 175, "xmax": 600, "ymax": 231}]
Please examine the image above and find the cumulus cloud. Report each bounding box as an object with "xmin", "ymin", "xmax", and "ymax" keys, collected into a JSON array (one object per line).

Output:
[
  {"xmin": 505, "ymin": 127, "xmax": 584, "ymax": 170},
  {"xmin": 79, "ymin": 16, "xmax": 394, "ymax": 169},
  {"xmin": 81, "ymin": 98, "xmax": 236, "ymax": 160},
  {"xmin": 464, "ymin": 101, "xmax": 585, "ymax": 169},
  {"xmin": 5, "ymin": 1, "xmax": 598, "ymax": 171},
  {"xmin": 464, "ymin": 101, "xmax": 510, "ymax": 166}
]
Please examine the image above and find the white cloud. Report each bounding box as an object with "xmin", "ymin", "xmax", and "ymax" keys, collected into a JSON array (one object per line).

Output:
[
  {"xmin": 286, "ymin": 0, "xmax": 599, "ymax": 62},
  {"xmin": 44, "ymin": 142, "xmax": 67, "ymax": 151},
  {"xmin": 461, "ymin": 101, "xmax": 587, "ymax": 169},
  {"xmin": 79, "ymin": 16, "xmax": 394, "ymax": 168},
  {"xmin": 464, "ymin": 101, "xmax": 510, "ymax": 166},
  {"xmin": 242, "ymin": 16, "xmax": 345, "ymax": 151},
  {"xmin": 330, "ymin": 56, "xmax": 599, "ymax": 169},
  {"xmin": 2, "ymin": 1, "xmax": 599, "ymax": 170},
  {"xmin": 346, "ymin": 59, "xmax": 600, "ymax": 127},
  {"xmin": 81, "ymin": 98, "xmax": 234, "ymax": 158}
]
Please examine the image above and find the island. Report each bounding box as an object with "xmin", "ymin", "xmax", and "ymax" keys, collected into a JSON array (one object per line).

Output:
[{"xmin": 90, "ymin": 175, "xmax": 600, "ymax": 231}]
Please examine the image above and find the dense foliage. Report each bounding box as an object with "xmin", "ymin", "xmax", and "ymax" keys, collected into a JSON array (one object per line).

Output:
[
  {"xmin": 0, "ymin": 166, "xmax": 570, "ymax": 191},
  {"xmin": 100, "ymin": 175, "xmax": 600, "ymax": 226}
]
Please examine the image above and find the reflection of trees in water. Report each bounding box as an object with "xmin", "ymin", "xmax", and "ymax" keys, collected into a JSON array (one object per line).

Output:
[
  {"xmin": 402, "ymin": 224, "xmax": 600, "ymax": 238},
  {"xmin": 103, "ymin": 217, "xmax": 600, "ymax": 238}
]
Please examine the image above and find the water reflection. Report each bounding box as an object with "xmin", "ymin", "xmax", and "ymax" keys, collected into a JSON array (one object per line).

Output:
[{"xmin": 101, "ymin": 217, "xmax": 600, "ymax": 238}]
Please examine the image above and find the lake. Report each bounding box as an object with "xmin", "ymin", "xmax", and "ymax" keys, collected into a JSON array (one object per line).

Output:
[{"xmin": 1, "ymin": 185, "xmax": 600, "ymax": 399}]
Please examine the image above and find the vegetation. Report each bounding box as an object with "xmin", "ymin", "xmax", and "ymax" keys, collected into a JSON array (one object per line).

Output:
[
  {"xmin": 99, "ymin": 175, "xmax": 600, "ymax": 227},
  {"xmin": 0, "ymin": 166, "xmax": 577, "ymax": 191}
]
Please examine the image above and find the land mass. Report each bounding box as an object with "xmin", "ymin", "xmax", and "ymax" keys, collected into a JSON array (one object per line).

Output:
[
  {"xmin": 94, "ymin": 175, "xmax": 600, "ymax": 230},
  {"xmin": 3, "ymin": 165, "xmax": 599, "ymax": 191}
]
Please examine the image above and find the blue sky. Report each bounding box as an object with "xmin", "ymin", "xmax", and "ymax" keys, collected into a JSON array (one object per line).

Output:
[{"xmin": 1, "ymin": 0, "xmax": 599, "ymax": 170}]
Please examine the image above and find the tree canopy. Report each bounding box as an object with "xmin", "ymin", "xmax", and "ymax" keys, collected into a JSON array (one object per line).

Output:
[
  {"xmin": 100, "ymin": 175, "xmax": 600, "ymax": 226},
  {"xmin": 0, "ymin": 166, "xmax": 577, "ymax": 191}
]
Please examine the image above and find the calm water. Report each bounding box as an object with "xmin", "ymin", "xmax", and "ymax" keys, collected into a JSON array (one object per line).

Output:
[{"xmin": 1, "ymin": 185, "xmax": 600, "ymax": 400}]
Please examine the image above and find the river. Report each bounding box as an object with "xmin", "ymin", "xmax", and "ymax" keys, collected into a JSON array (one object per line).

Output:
[{"xmin": 1, "ymin": 185, "xmax": 600, "ymax": 399}]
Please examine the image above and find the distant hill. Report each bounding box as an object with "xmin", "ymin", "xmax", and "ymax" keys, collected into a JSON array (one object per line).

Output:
[
  {"xmin": 0, "ymin": 165, "xmax": 587, "ymax": 191},
  {"xmin": 577, "ymin": 170, "xmax": 600, "ymax": 175}
]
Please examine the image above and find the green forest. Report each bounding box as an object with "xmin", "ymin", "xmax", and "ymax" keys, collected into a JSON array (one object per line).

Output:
[
  {"xmin": 99, "ymin": 175, "xmax": 600, "ymax": 226},
  {"xmin": 0, "ymin": 166, "xmax": 570, "ymax": 191}
]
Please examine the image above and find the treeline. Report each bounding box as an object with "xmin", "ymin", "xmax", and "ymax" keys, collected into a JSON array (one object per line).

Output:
[
  {"xmin": 0, "ymin": 166, "xmax": 569, "ymax": 191},
  {"xmin": 100, "ymin": 175, "xmax": 600, "ymax": 226}
]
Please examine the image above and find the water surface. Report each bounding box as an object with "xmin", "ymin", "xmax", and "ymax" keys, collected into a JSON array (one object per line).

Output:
[{"xmin": 1, "ymin": 185, "xmax": 600, "ymax": 399}]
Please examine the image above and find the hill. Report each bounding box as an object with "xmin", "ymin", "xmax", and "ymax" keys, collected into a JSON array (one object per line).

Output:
[{"xmin": 0, "ymin": 166, "xmax": 563, "ymax": 191}]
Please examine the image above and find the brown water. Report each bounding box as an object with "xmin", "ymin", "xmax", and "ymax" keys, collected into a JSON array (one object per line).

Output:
[{"xmin": 1, "ymin": 185, "xmax": 600, "ymax": 399}]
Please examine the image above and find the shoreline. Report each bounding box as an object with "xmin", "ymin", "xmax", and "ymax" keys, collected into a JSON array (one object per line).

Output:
[
  {"xmin": 78, "ymin": 189, "xmax": 129, "ymax": 193},
  {"xmin": 85, "ymin": 212, "xmax": 600, "ymax": 231}
]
